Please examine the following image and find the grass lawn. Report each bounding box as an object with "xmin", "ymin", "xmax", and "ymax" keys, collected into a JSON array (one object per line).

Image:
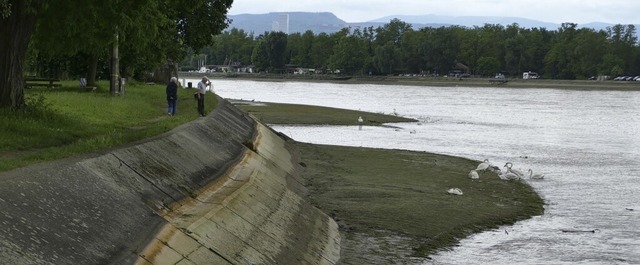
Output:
[{"xmin": 0, "ymin": 80, "xmax": 216, "ymax": 171}]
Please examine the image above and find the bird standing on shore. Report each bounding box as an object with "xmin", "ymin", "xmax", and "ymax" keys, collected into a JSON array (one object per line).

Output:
[{"xmin": 357, "ymin": 116, "xmax": 364, "ymax": 130}]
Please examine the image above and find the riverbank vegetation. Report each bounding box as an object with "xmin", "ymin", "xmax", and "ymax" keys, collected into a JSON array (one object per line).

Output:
[{"xmin": 0, "ymin": 81, "xmax": 215, "ymax": 171}]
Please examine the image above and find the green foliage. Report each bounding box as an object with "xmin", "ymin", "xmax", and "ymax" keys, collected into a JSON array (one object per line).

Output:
[
  {"xmin": 202, "ymin": 19, "xmax": 640, "ymax": 79},
  {"xmin": 251, "ymin": 31, "xmax": 288, "ymax": 72},
  {"xmin": 329, "ymin": 28, "xmax": 367, "ymax": 74},
  {"xmin": 0, "ymin": 0, "xmax": 9, "ymax": 18},
  {"xmin": 27, "ymin": 0, "xmax": 232, "ymax": 80},
  {"xmin": 252, "ymin": 38, "xmax": 270, "ymax": 72},
  {"xmin": 172, "ymin": 0, "xmax": 233, "ymax": 51},
  {"xmin": 0, "ymin": 80, "xmax": 217, "ymax": 171},
  {"xmin": 476, "ymin": 56, "xmax": 501, "ymax": 76}
]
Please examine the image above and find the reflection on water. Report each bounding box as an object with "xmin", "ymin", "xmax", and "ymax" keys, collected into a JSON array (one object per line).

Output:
[{"xmin": 200, "ymin": 79, "xmax": 640, "ymax": 264}]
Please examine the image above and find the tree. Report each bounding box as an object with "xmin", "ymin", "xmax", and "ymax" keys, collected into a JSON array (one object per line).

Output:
[
  {"xmin": 0, "ymin": 0, "xmax": 45, "ymax": 108},
  {"xmin": 264, "ymin": 31, "xmax": 288, "ymax": 71},
  {"xmin": 211, "ymin": 28, "xmax": 255, "ymax": 67},
  {"xmin": 286, "ymin": 30, "xmax": 315, "ymax": 67},
  {"xmin": 476, "ymin": 57, "xmax": 501, "ymax": 76},
  {"xmin": 520, "ymin": 28, "xmax": 550, "ymax": 75},
  {"xmin": 373, "ymin": 42, "xmax": 400, "ymax": 74},
  {"xmin": 607, "ymin": 24, "xmax": 639, "ymax": 74},
  {"xmin": 571, "ymin": 29, "xmax": 607, "ymax": 78},
  {"xmin": 252, "ymin": 31, "xmax": 288, "ymax": 72},
  {"xmin": 456, "ymin": 27, "xmax": 482, "ymax": 74},
  {"xmin": 599, "ymin": 54, "xmax": 625, "ymax": 76},
  {"xmin": 503, "ymin": 24, "xmax": 525, "ymax": 76},
  {"xmin": 25, "ymin": 0, "xmax": 232, "ymax": 93},
  {"xmin": 310, "ymin": 33, "xmax": 334, "ymax": 70},
  {"xmin": 251, "ymin": 37, "xmax": 270, "ymax": 72},
  {"xmin": 372, "ymin": 19, "xmax": 412, "ymax": 74},
  {"xmin": 374, "ymin": 18, "xmax": 412, "ymax": 46},
  {"xmin": 476, "ymin": 24, "xmax": 506, "ymax": 68},
  {"xmin": 401, "ymin": 30, "xmax": 428, "ymax": 73},
  {"xmin": 329, "ymin": 28, "xmax": 366, "ymax": 74},
  {"xmin": 429, "ymin": 27, "xmax": 460, "ymax": 74},
  {"xmin": 544, "ymin": 23, "xmax": 579, "ymax": 79}
]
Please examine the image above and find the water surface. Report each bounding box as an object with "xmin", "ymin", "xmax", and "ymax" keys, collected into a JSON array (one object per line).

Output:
[{"xmin": 196, "ymin": 79, "xmax": 640, "ymax": 264}]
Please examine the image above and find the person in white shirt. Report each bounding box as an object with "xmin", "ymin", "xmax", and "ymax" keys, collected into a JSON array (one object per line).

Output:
[{"xmin": 196, "ymin": 76, "xmax": 210, "ymax": 116}]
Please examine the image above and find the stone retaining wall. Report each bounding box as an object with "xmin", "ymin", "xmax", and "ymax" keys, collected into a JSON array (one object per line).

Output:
[{"xmin": 0, "ymin": 99, "xmax": 341, "ymax": 265}]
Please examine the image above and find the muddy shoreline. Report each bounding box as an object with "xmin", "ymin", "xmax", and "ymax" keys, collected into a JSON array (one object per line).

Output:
[{"xmin": 180, "ymin": 72, "xmax": 640, "ymax": 91}]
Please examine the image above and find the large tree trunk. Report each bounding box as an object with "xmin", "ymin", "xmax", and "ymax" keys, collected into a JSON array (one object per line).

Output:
[
  {"xmin": 0, "ymin": 1, "xmax": 40, "ymax": 109},
  {"xmin": 87, "ymin": 54, "xmax": 98, "ymax": 87},
  {"xmin": 152, "ymin": 62, "xmax": 178, "ymax": 84},
  {"xmin": 109, "ymin": 32, "xmax": 119, "ymax": 95}
]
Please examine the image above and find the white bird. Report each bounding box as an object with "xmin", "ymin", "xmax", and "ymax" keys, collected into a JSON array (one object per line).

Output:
[
  {"xmin": 447, "ymin": 188, "xmax": 463, "ymax": 195},
  {"xmin": 476, "ymin": 159, "xmax": 492, "ymax": 173},
  {"xmin": 527, "ymin": 169, "xmax": 545, "ymax": 179},
  {"xmin": 469, "ymin": 170, "xmax": 480, "ymax": 179},
  {"xmin": 498, "ymin": 170, "xmax": 520, "ymax": 180},
  {"xmin": 504, "ymin": 162, "xmax": 525, "ymax": 178},
  {"xmin": 357, "ymin": 116, "xmax": 363, "ymax": 123}
]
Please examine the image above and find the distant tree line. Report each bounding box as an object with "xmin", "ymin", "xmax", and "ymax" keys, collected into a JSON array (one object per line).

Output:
[{"xmin": 187, "ymin": 19, "xmax": 639, "ymax": 79}]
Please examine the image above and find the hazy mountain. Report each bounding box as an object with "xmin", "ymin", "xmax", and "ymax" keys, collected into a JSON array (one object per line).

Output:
[
  {"xmin": 370, "ymin": 14, "xmax": 638, "ymax": 32},
  {"xmin": 370, "ymin": 14, "xmax": 559, "ymax": 29},
  {"xmin": 228, "ymin": 12, "xmax": 349, "ymax": 34},
  {"xmin": 226, "ymin": 12, "xmax": 637, "ymax": 35}
]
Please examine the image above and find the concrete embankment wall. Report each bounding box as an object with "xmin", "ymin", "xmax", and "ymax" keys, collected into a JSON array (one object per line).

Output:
[{"xmin": 0, "ymin": 99, "xmax": 341, "ymax": 264}]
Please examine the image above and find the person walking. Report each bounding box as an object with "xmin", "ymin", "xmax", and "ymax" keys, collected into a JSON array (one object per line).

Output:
[
  {"xmin": 196, "ymin": 76, "xmax": 210, "ymax": 117},
  {"xmin": 166, "ymin": 77, "xmax": 178, "ymax": 116}
]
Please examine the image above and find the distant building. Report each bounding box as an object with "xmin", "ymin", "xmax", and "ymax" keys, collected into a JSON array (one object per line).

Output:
[{"xmin": 272, "ymin": 13, "xmax": 289, "ymax": 34}]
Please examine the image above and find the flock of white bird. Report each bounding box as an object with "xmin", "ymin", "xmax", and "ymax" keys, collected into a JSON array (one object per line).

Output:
[{"xmin": 448, "ymin": 159, "xmax": 545, "ymax": 195}]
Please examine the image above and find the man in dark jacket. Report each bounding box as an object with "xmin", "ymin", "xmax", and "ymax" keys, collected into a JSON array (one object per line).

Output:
[{"xmin": 166, "ymin": 77, "xmax": 178, "ymax": 116}]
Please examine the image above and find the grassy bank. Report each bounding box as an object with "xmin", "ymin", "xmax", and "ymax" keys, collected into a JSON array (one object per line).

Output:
[
  {"xmin": 235, "ymin": 101, "xmax": 416, "ymax": 125},
  {"xmin": 0, "ymin": 80, "xmax": 216, "ymax": 171},
  {"xmin": 236, "ymin": 102, "xmax": 545, "ymax": 264}
]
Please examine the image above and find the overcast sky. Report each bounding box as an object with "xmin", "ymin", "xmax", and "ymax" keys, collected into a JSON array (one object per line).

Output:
[{"xmin": 228, "ymin": 0, "xmax": 640, "ymax": 25}]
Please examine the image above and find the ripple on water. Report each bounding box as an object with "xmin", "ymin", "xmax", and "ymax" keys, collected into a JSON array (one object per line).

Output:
[{"xmin": 201, "ymin": 79, "xmax": 640, "ymax": 264}]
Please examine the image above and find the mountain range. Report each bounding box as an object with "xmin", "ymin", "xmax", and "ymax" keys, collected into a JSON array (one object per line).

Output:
[{"xmin": 226, "ymin": 12, "xmax": 635, "ymax": 35}]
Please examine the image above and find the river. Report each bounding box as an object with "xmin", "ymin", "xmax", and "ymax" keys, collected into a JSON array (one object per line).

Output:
[{"xmin": 188, "ymin": 78, "xmax": 640, "ymax": 264}]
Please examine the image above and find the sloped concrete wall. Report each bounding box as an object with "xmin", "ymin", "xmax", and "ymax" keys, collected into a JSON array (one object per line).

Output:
[{"xmin": 0, "ymin": 99, "xmax": 341, "ymax": 265}]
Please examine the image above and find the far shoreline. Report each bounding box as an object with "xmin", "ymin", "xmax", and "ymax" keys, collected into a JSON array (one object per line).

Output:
[{"xmin": 179, "ymin": 71, "xmax": 640, "ymax": 91}]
